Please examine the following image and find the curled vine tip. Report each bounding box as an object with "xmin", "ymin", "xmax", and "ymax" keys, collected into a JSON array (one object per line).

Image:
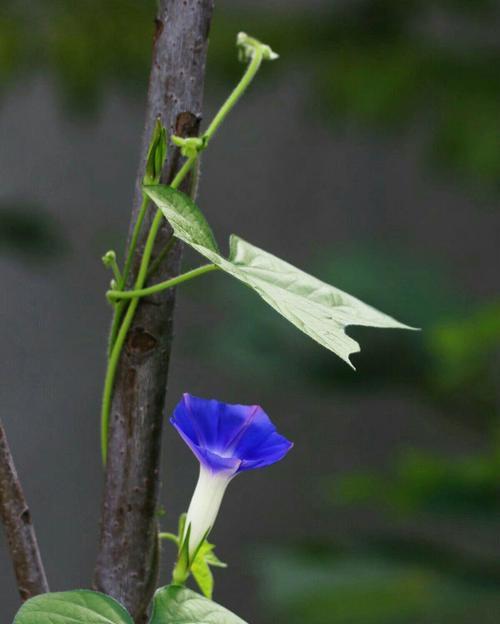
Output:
[
  {"xmin": 102, "ymin": 250, "xmax": 116, "ymax": 267},
  {"xmin": 102, "ymin": 249, "xmax": 122, "ymax": 283},
  {"xmin": 236, "ymin": 32, "xmax": 279, "ymax": 62},
  {"xmin": 171, "ymin": 393, "xmax": 293, "ymax": 556}
]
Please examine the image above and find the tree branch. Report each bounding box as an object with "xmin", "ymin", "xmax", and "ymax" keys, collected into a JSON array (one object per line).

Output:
[
  {"xmin": 0, "ymin": 418, "xmax": 49, "ymax": 601},
  {"xmin": 94, "ymin": 1, "xmax": 215, "ymax": 621}
]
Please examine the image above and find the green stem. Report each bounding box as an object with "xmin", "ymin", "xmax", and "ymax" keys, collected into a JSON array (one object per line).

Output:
[
  {"xmin": 107, "ymin": 194, "xmax": 150, "ymax": 357},
  {"xmin": 108, "ymin": 258, "xmax": 122, "ymax": 283},
  {"xmin": 101, "ymin": 49, "xmax": 268, "ymax": 463},
  {"xmin": 159, "ymin": 532, "xmax": 179, "ymax": 545},
  {"xmin": 101, "ymin": 298, "xmax": 139, "ymax": 462},
  {"xmin": 108, "ymin": 300, "xmax": 126, "ymax": 357},
  {"xmin": 203, "ymin": 48, "xmax": 263, "ymax": 144},
  {"xmin": 122, "ymin": 193, "xmax": 150, "ymax": 289},
  {"xmin": 108, "ymin": 264, "xmax": 218, "ymax": 301},
  {"xmin": 101, "ymin": 157, "xmax": 197, "ymax": 463}
]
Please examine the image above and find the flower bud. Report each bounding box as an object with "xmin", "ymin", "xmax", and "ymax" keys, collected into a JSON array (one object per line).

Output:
[{"xmin": 144, "ymin": 118, "xmax": 167, "ymax": 185}]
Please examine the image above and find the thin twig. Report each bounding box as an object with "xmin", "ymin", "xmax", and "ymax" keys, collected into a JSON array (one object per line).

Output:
[{"xmin": 0, "ymin": 418, "xmax": 49, "ymax": 601}]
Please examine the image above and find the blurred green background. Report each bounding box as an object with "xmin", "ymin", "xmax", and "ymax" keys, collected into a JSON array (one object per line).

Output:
[{"xmin": 0, "ymin": 0, "xmax": 499, "ymax": 622}]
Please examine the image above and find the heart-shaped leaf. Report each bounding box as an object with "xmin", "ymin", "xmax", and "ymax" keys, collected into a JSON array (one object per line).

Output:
[
  {"xmin": 13, "ymin": 590, "xmax": 133, "ymax": 624},
  {"xmin": 150, "ymin": 586, "xmax": 247, "ymax": 623},
  {"xmin": 144, "ymin": 185, "xmax": 415, "ymax": 367}
]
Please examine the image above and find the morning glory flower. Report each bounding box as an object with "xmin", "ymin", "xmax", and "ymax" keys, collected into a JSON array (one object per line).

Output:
[{"xmin": 171, "ymin": 393, "xmax": 293, "ymax": 556}]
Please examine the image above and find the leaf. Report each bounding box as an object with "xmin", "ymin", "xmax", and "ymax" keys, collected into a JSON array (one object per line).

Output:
[
  {"xmin": 144, "ymin": 185, "xmax": 415, "ymax": 367},
  {"xmin": 150, "ymin": 586, "xmax": 247, "ymax": 624},
  {"xmin": 191, "ymin": 540, "xmax": 227, "ymax": 599},
  {"xmin": 191, "ymin": 555, "xmax": 214, "ymax": 600},
  {"xmin": 144, "ymin": 185, "xmax": 218, "ymax": 254},
  {"xmin": 13, "ymin": 590, "xmax": 133, "ymax": 624}
]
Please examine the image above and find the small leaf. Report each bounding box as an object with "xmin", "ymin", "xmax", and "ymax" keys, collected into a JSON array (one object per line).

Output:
[
  {"xmin": 144, "ymin": 186, "xmax": 415, "ymax": 367},
  {"xmin": 191, "ymin": 554, "xmax": 214, "ymax": 599},
  {"xmin": 150, "ymin": 586, "xmax": 247, "ymax": 624},
  {"xmin": 13, "ymin": 590, "xmax": 133, "ymax": 624},
  {"xmin": 191, "ymin": 540, "xmax": 227, "ymax": 599},
  {"xmin": 144, "ymin": 119, "xmax": 167, "ymax": 185},
  {"xmin": 144, "ymin": 185, "xmax": 219, "ymax": 254}
]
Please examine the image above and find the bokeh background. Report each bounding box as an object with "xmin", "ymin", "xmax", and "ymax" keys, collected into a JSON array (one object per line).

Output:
[{"xmin": 1, "ymin": 0, "xmax": 499, "ymax": 621}]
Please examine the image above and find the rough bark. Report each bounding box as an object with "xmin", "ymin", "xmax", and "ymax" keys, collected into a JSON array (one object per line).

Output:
[
  {"xmin": 0, "ymin": 418, "xmax": 49, "ymax": 601},
  {"xmin": 94, "ymin": 1, "xmax": 214, "ymax": 621}
]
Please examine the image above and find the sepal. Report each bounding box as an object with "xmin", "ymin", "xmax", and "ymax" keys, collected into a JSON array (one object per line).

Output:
[{"xmin": 191, "ymin": 540, "xmax": 227, "ymax": 599}]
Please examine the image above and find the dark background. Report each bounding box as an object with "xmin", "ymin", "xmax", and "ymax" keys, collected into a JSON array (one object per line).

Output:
[{"xmin": 1, "ymin": 1, "xmax": 499, "ymax": 622}]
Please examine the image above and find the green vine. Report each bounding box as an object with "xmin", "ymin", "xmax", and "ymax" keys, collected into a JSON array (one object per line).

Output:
[{"xmin": 100, "ymin": 33, "xmax": 275, "ymax": 463}]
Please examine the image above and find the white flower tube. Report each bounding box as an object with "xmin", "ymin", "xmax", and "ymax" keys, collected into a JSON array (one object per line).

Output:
[{"xmin": 184, "ymin": 466, "xmax": 233, "ymax": 557}]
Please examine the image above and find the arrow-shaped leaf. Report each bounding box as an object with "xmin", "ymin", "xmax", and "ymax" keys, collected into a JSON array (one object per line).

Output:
[{"xmin": 144, "ymin": 185, "xmax": 415, "ymax": 367}]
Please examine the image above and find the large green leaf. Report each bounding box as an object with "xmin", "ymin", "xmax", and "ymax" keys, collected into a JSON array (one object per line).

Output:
[
  {"xmin": 150, "ymin": 586, "xmax": 247, "ymax": 624},
  {"xmin": 13, "ymin": 590, "xmax": 133, "ymax": 624},
  {"xmin": 144, "ymin": 185, "xmax": 414, "ymax": 367}
]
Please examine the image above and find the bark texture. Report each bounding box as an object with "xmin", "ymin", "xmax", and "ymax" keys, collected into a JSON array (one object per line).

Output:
[
  {"xmin": 94, "ymin": 1, "xmax": 214, "ymax": 621},
  {"xmin": 0, "ymin": 418, "xmax": 49, "ymax": 601}
]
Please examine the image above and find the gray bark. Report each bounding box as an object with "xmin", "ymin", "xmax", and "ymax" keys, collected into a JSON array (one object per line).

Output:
[
  {"xmin": 0, "ymin": 418, "xmax": 49, "ymax": 601},
  {"xmin": 94, "ymin": 1, "xmax": 214, "ymax": 621}
]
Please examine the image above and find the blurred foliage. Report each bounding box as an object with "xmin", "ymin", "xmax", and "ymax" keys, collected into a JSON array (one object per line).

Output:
[
  {"xmin": 0, "ymin": 0, "xmax": 152, "ymax": 112},
  {"xmin": 0, "ymin": 1, "xmax": 499, "ymax": 188},
  {"xmin": 0, "ymin": 201, "xmax": 67, "ymax": 262},
  {"xmin": 428, "ymin": 303, "xmax": 500, "ymax": 415},
  {"xmin": 333, "ymin": 450, "xmax": 500, "ymax": 518},
  {"xmin": 256, "ymin": 546, "xmax": 500, "ymax": 624}
]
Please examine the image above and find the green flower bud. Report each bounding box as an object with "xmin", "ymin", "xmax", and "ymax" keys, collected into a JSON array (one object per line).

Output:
[{"xmin": 144, "ymin": 118, "xmax": 167, "ymax": 185}]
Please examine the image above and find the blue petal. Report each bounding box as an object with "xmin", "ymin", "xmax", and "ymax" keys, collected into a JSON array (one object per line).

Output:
[
  {"xmin": 170, "ymin": 393, "xmax": 293, "ymax": 473},
  {"xmin": 239, "ymin": 431, "xmax": 293, "ymax": 471},
  {"xmin": 171, "ymin": 394, "xmax": 265, "ymax": 453},
  {"xmin": 230, "ymin": 406, "xmax": 293, "ymax": 470},
  {"xmin": 170, "ymin": 415, "xmax": 241, "ymax": 474}
]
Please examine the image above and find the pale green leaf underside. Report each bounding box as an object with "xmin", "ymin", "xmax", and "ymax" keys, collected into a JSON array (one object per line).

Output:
[
  {"xmin": 144, "ymin": 185, "xmax": 415, "ymax": 368},
  {"xmin": 13, "ymin": 590, "xmax": 133, "ymax": 624},
  {"xmin": 151, "ymin": 586, "xmax": 247, "ymax": 624}
]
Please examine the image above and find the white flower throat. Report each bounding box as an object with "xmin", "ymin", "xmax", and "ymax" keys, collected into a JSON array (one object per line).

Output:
[{"xmin": 184, "ymin": 466, "xmax": 235, "ymax": 557}]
